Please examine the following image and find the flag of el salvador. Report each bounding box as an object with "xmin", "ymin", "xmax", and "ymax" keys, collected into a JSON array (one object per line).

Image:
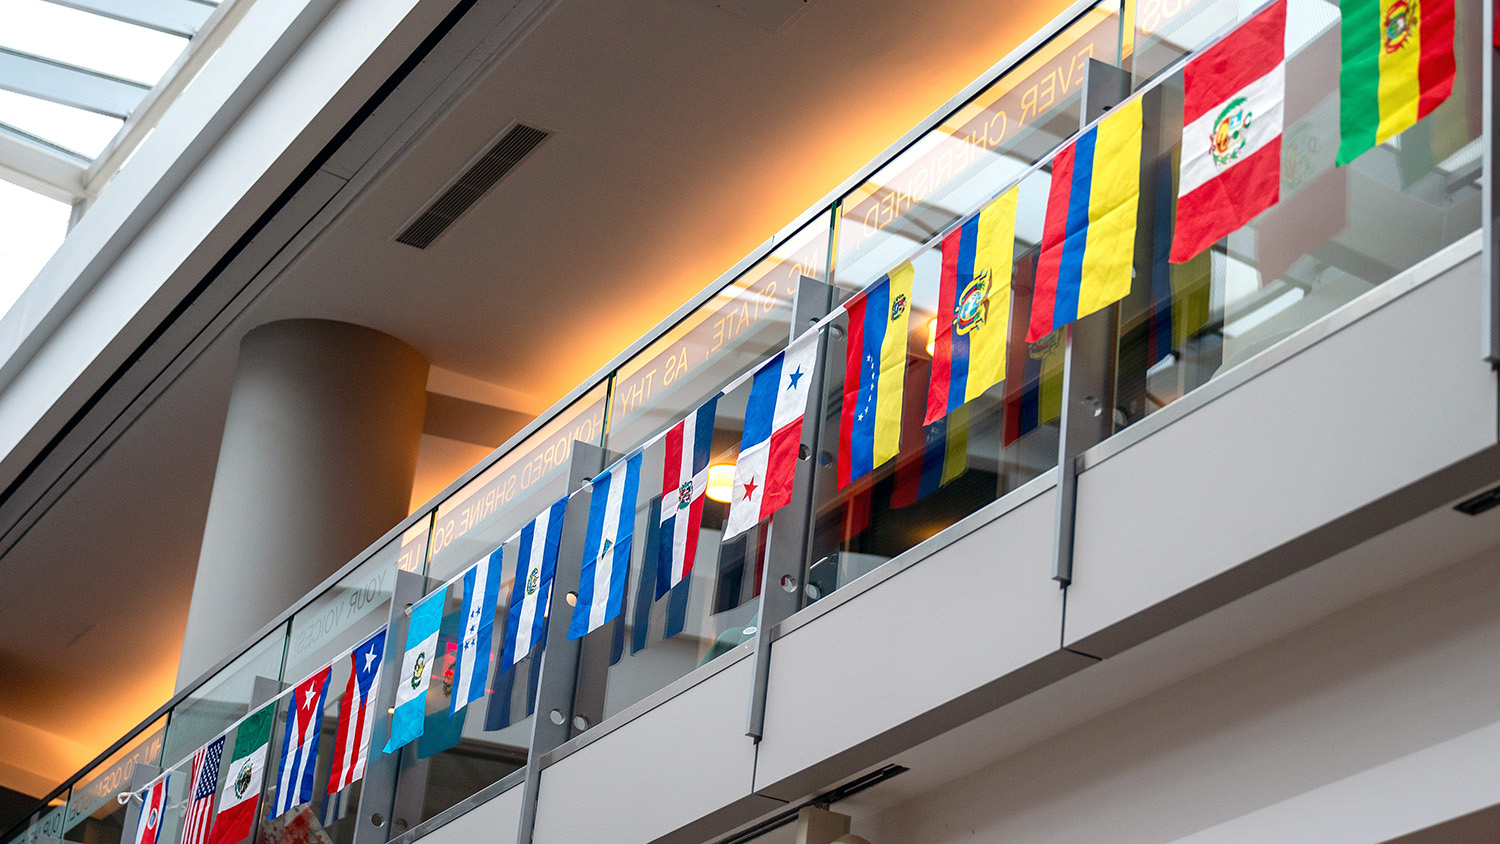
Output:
[{"xmin": 502, "ymin": 495, "xmax": 567, "ymax": 669}]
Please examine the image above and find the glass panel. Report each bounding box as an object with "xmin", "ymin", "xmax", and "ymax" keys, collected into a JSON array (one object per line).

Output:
[
  {"xmin": 161, "ymin": 625, "xmax": 288, "ymax": 765},
  {"xmin": 0, "ymin": 90, "xmax": 121, "ymax": 158},
  {"xmin": 0, "ymin": 0, "xmax": 186, "ymax": 86},
  {"xmin": 64, "ymin": 717, "xmax": 167, "ymax": 844},
  {"xmin": 284, "ymin": 536, "xmax": 408, "ymax": 682},
  {"xmin": 607, "ymin": 214, "xmax": 830, "ymax": 451},
  {"xmin": 0, "ymin": 178, "xmax": 70, "ymax": 315},
  {"xmin": 834, "ymin": 0, "xmax": 1121, "ymax": 292},
  {"xmin": 1113, "ymin": 0, "xmax": 1483, "ymax": 428},
  {"xmin": 12, "ymin": 792, "xmax": 66, "ymax": 844}
]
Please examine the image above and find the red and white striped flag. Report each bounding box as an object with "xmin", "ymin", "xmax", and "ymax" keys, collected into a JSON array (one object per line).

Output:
[
  {"xmin": 327, "ymin": 629, "xmax": 386, "ymax": 794},
  {"xmin": 179, "ymin": 737, "xmax": 224, "ymax": 844},
  {"xmin": 133, "ymin": 775, "xmax": 169, "ymax": 844},
  {"xmin": 1170, "ymin": 0, "xmax": 1287, "ymax": 263}
]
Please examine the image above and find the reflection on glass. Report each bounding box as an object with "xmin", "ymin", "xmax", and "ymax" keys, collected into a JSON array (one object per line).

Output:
[
  {"xmin": 161, "ymin": 627, "xmax": 288, "ymax": 765},
  {"xmin": 64, "ymin": 717, "xmax": 167, "ymax": 844}
]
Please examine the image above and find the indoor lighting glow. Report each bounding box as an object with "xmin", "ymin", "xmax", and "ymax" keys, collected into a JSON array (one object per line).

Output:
[
  {"xmin": 925, "ymin": 318, "xmax": 937, "ymax": 357},
  {"xmin": 706, "ymin": 463, "xmax": 736, "ymax": 503}
]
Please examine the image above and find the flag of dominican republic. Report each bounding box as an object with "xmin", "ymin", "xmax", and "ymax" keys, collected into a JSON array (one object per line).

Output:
[
  {"xmin": 925, "ymin": 186, "xmax": 1018, "ymax": 426},
  {"xmin": 180, "ymin": 737, "xmax": 223, "ymax": 844},
  {"xmin": 568, "ymin": 452, "xmax": 643, "ymax": 639},
  {"xmin": 1027, "ymin": 98, "xmax": 1143, "ymax": 341},
  {"xmin": 657, "ymin": 396, "xmax": 719, "ymax": 596},
  {"xmin": 327, "ymin": 629, "xmax": 385, "ymax": 795},
  {"xmin": 451, "ymin": 548, "xmax": 503, "ymax": 715},
  {"xmin": 384, "ymin": 587, "xmax": 445, "ymax": 753},
  {"xmin": 272, "ymin": 666, "xmax": 331, "ymax": 817},
  {"xmin": 501, "ymin": 496, "xmax": 567, "ymax": 670},
  {"xmin": 205, "ymin": 705, "xmax": 272, "ymax": 844},
  {"xmin": 839, "ymin": 264, "xmax": 914, "ymax": 488},
  {"xmin": 133, "ymin": 774, "xmax": 169, "ymax": 844},
  {"xmin": 725, "ymin": 331, "xmax": 818, "ymax": 536},
  {"xmin": 1170, "ymin": 0, "xmax": 1287, "ymax": 263}
]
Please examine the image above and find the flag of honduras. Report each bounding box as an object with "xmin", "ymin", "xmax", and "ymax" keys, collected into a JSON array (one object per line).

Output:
[
  {"xmin": 501, "ymin": 496, "xmax": 567, "ymax": 669},
  {"xmin": 451, "ymin": 548, "xmax": 503, "ymax": 715},
  {"xmin": 383, "ymin": 587, "xmax": 445, "ymax": 752},
  {"xmin": 656, "ymin": 395, "xmax": 718, "ymax": 599},
  {"xmin": 568, "ymin": 452, "xmax": 643, "ymax": 639},
  {"xmin": 725, "ymin": 332, "xmax": 818, "ymax": 537},
  {"xmin": 272, "ymin": 665, "xmax": 330, "ymax": 817}
]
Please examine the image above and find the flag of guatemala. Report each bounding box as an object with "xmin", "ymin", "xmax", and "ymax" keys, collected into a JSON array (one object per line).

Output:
[
  {"xmin": 501, "ymin": 495, "xmax": 567, "ymax": 670},
  {"xmin": 450, "ymin": 547, "xmax": 504, "ymax": 715},
  {"xmin": 383, "ymin": 587, "xmax": 445, "ymax": 752},
  {"xmin": 568, "ymin": 451, "xmax": 642, "ymax": 639}
]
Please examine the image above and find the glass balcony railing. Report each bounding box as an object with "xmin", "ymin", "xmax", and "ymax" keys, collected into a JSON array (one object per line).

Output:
[{"xmin": 3, "ymin": 0, "xmax": 1487, "ymax": 840}]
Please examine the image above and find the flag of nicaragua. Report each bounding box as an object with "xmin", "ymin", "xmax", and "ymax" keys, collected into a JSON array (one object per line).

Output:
[
  {"xmin": 502, "ymin": 496, "xmax": 567, "ymax": 669},
  {"xmin": 383, "ymin": 587, "xmax": 445, "ymax": 752},
  {"xmin": 272, "ymin": 666, "xmax": 331, "ymax": 817},
  {"xmin": 451, "ymin": 548, "xmax": 503, "ymax": 715},
  {"xmin": 725, "ymin": 331, "xmax": 818, "ymax": 537},
  {"xmin": 568, "ymin": 451, "xmax": 643, "ymax": 639},
  {"xmin": 656, "ymin": 395, "xmax": 718, "ymax": 598},
  {"xmin": 327, "ymin": 628, "xmax": 385, "ymax": 795},
  {"xmin": 133, "ymin": 774, "xmax": 169, "ymax": 844}
]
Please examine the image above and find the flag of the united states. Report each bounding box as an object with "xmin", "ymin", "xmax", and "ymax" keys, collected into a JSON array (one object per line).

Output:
[{"xmin": 180, "ymin": 736, "xmax": 224, "ymax": 844}]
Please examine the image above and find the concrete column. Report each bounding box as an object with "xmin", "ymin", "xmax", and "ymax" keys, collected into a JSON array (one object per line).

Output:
[{"xmin": 176, "ymin": 320, "xmax": 428, "ymax": 687}]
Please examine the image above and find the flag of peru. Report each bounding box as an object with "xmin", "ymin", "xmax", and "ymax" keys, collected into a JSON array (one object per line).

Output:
[
  {"xmin": 133, "ymin": 775, "xmax": 169, "ymax": 844},
  {"xmin": 725, "ymin": 331, "xmax": 819, "ymax": 537},
  {"xmin": 205, "ymin": 705, "xmax": 272, "ymax": 844},
  {"xmin": 451, "ymin": 549, "xmax": 503, "ymax": 716},
  {"xmin": 656, "ymin": 396, "xmax": 719, "ymax": 597},
  {"xmin": 272, "ymin": 666, "xmax": 331, "ymax": 817},
  {"xmin": 568, "ymin": 451, "xmax": 643, "ymax": 639},
  {"xmin": 501, "ymin": 497, "xmax": 567, "ymax": 669},
  {"xmin": 1170, "ymin": 0, "xmax": 1287, "ymax": 263},
  {"xmin": 327, "ymin": 629, "xmax": 385, "ymax": 795}
]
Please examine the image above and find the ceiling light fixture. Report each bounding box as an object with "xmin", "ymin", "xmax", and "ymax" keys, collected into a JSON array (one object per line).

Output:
[
  {"xmin": 706, "ymin": 463, "xmax": 736, "ymax": 503},
  {"xmin": 925, "ymin": 318, "xmax": 937, "ymax": 357}
]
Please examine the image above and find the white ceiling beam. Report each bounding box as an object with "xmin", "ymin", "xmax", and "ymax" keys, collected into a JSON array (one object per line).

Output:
[
  {"xmin": 43, "ymin": 0, "xmax": 213, "ymax": 39},
  {"xmin": 0, "ymin": 125, "xmax": 86, "ymax": 203},
  {"xmin": 0, "ymin": 48, "xmax": 149, "ymax": 120}
]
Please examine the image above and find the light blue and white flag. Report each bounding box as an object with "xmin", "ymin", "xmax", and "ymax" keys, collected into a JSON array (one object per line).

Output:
[
  {"xmin": 383, "ymin": 586, "xmax": 445, "ymax": 752},
  {"xmin": 451, "ymin": 547, "xmax": 504, "ymax": 715},
  {"xmin": 568, "ymin": 452, "xmax": 642, "ymax": 639},
  {"xmin": 500, "ymin": 495, "xmax": 567, "ymax": 670}
]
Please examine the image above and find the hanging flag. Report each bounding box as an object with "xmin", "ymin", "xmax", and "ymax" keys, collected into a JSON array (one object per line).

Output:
[
  {"xmin": 892, "ymin": 405, "xmax": 970, "ymax": 507},
  {"xmin": 179, "ymin": 737, "xmax": 223, "ymax": 844},
  {"xmin": 838, "ymin": 265, "xmax": 914, "ymax": 488},
  {"xmin": 568, "ymin": 452, "xmax": 643, "ymax": 639},
  {"xmin": 272, "ymin": 667, "xmax": 331, "ymax": 817},
  {"xmin": 501, "ymin": 496, "xmax": 567, "ymax": 670},
  {"xmin": 133, "ymin": 775, "xmax": 169, "ymax": 844},
  {"xmin": 327, "ymin": 629, "xmax": 385, "ymax": 795},
  {"xmin": 725, "ymin": 332, "xmax": 819, "ymax": 536},
  {"xmin": 205, "ymin": 704, "xmax": 273, "ymax": 844},
  {"xmin": 1027, "ymin": 98, "xmax": 1143, "ymax": 341},
  {"xmin": 451, "ymin": 548, "xmax": 503, "ymax": 715},
  {"xmin": 926, "ymin": 187, "xmax": 1018, "ymax": 425},
  {"xmin": 1170, "ymin": 0, "xmax": 1287, "ymax": 263},
  {"xmin": 1336, "ymin": 0, "xmax": 1455, "ymax": 165},
  {"xmin": 657, "ymin": 396, "xmax": 719, "ymax": 597},
  {"xmin": 383, "ymin": 588, "xmax": 445, "ymax": 753}
]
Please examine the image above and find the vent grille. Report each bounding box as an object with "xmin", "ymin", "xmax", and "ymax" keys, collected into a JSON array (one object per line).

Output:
[{"xmin": 395, "ymin": 123, "xmax": 548, "ymax": 249}]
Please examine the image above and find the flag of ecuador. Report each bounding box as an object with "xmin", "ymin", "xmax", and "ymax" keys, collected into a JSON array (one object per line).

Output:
[
  {"xmin": 1027, "ymin": 98, "xmax": 1143, "ymax": 342},
  {"xmin": 838, "ymin": 263, "xmax": 914, "ymax": 488},
  {"xmin": 1336, "ymin": 0, "xmax": 1455, "ymax": 166},
  {"xmin": 924, "ymin": 186, "xmax": 1018, "ymax": 426}
]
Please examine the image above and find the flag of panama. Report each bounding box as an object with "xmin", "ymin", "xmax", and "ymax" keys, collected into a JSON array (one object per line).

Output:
[
  {"xmin": 569, "ymin": 451, "xmax": 643, "ymax": 639},
  {"xmin": 133, "ymin": 775, "xmax": 169, "ymax": 844},
  {"xmin": 272, "ymin": 666, "xmax": 331, "ymax": 817},
  {"xmin": 656, "ymin": 395, "xmax": 719, "ymax": 597},
  {"xmin": 384, "ymin": 587, "xmax": 444, "ymax": 753},
  {"xmin": 500, "ymin": 496, "xmax": 567, "ymax": 670},
  {"xmin": 327, "ymin": 629, "xmax": 385, "ymax": 794},
  {"xmin": 725, "ymin": 331, "xmax": 818, "ymax": 536},
  {"xmin": 205, "ymin": 705, "xmax": 273, "ymax": 844},
  {"xmin": 451, "ymin": 549, "xmax": 503, "ymax": 715},
  {"xmin": 1170, "ymin": 0, "xmax": 1287, "ymax": 262}
]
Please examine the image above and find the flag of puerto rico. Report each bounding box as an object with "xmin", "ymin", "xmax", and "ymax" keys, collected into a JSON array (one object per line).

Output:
[
  {"xmin": 1170, "ymin": 0, "xmax": 1287, "ymax": 263},
  {"xmin": 327, "ymin": 629, "xmax": 385, "ymax": 795},
  {"xmin": 656, "ymin": 395, "xmax": 718, "ymax": 598}
]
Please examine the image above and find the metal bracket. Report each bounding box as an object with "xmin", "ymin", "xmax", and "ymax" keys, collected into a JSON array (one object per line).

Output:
[{"xmin": 353, "ymin": 569, "xmax": 427, "ymax": 844}]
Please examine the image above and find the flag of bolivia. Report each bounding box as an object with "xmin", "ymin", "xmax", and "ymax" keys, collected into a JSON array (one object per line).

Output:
[{"xmin": 1336, "ymin": 0, "xmax": 1455, "ymax": 165}]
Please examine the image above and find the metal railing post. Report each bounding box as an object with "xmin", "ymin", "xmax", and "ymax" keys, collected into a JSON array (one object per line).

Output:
[{"xmin": 352, "ymin": 569, "xmax": 427, "ymax": 844}]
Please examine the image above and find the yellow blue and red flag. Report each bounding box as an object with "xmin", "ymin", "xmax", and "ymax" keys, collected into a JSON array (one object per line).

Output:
[
  {"xmin": 838, "ymin": 263, "xmax": 914, "ymax": 488},
  {"xmin": 1026, "ymin": 98, "xmax": 1143, "ymax": 342}
]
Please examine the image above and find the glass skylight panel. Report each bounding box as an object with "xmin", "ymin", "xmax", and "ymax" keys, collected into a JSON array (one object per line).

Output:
[
  {"xmin": 0, "ymin": 0, "xmax": 187, "ymax": 86},
  {"xmin": 0, "ymin": 179, "xmax": 69, "ymax": 317},
  {"xmin": 0, "ymin": 88, "xmax": 121, "ymax": 157}
]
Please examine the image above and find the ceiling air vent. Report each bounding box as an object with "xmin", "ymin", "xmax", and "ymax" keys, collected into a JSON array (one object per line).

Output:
[{"xmin": 395, "ymin": 123, "xmax": 549, "ymax": 249}]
